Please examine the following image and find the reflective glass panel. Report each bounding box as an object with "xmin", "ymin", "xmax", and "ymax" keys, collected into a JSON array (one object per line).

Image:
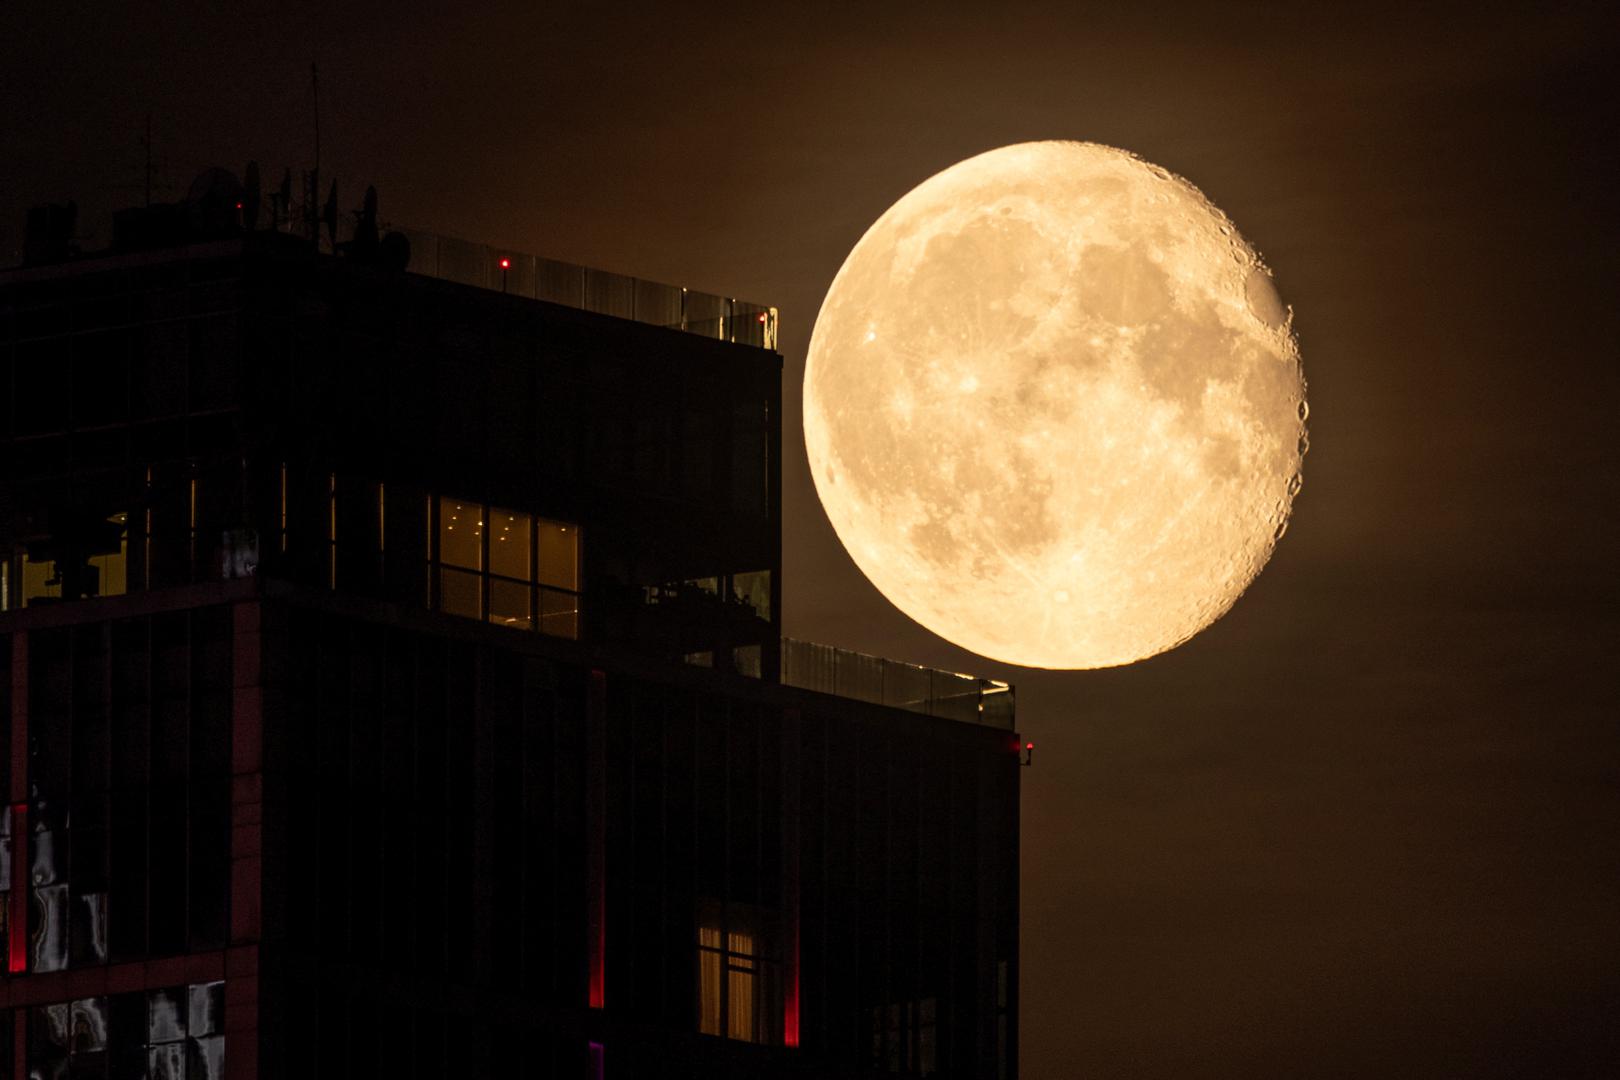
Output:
[
  {"xmin": 188, "ymin": 981, "xmax": 225, "ymax": 1037},
  {"xmin": 70, "ymin": 997, "xmax": 109, "ymax": 1052},
  {"xmin": 148, "ymin": 987, "xmax": 185, "ymax": 1044},
  {"xmin": 32, "ymin": 883, "xmax": 69, "ymax": 972},
  {"xmin": 188, "ymin": 1034, "xmax": 226, "ymax": 1080},
  {"xmin": 149, "ymin": 1042, "xmax": 185, "ymax": 1080}
]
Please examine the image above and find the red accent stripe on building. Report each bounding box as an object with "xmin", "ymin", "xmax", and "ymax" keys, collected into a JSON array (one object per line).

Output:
[
  {"xmin": 8, "ymin": 802, "xmax": 27, "ymax": 974},
  {"xmin": 586, "ymin": 668, "xmax": 607, "ymax": 1009},
  {"xmin": 8, "ymin": 633, "xmax": 27, "ymax": 977},
  {"xmin": 782, "ymin": 707, "xmax": 801, "ymax": 1047}
]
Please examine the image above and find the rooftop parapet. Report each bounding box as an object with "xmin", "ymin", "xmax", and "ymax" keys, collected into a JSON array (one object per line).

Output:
[
  {"xmin": 395, "ymin": 226, "xmax": 779, "ymax": 350},
  {"xmin": 781, "ymin": 637, "xmax": 1015, "ymax": 729}
]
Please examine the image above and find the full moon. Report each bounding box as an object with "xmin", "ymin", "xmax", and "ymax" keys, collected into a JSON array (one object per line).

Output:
[{"xmin": 804, "ymin": 141, "xmax": 1307, "ymax": 669}]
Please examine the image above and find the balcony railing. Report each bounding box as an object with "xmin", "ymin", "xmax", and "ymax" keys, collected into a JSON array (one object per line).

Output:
[
  {"xmin": 395, "ymin": 227, "xmax": 779, "ymax": 350},
  {"xmin": 780, "ymin": 638, "xmax": 1015, "ymax": 729}
]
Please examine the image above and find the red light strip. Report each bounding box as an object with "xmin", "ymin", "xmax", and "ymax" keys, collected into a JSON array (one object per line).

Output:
[
  {"xmin": 783, "ymin": 920, "xmax": 801, "ymax": 1047},
  {"xmin": 8, "ymin": 802, "xmax": 26, "ymax": 972},
  {"xmin": 781, "ymin": 707, "xmax": 802, "ymax": 1048},
  {"xmin": 586, "ymin": 669, "xmax": 607, "ymax": 1009}
]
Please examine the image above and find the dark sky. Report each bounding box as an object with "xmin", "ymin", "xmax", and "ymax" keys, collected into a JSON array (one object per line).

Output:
[{"xmin": 5, "ymin": 2, "xmax": 1617, "ymax": 1075}]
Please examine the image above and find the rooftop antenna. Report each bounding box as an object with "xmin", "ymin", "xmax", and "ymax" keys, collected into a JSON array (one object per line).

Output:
[
  {"xmin": 309, "ymin": 60, "xmax": 321, "ymax": 245},
  {"xmin": 312, "ymin": 60, "xmax": 321, "ymax": 181}
]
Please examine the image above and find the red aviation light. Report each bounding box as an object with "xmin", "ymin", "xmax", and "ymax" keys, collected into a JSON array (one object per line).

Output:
[{"xmin": 498, "ymin": 258, "xmax": 511, "ymax": 270}]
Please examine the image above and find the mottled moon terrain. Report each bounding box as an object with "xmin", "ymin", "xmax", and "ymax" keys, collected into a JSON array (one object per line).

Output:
[{"xmin": 804, "ymin": 141, "xmax": 1307, "ymax": 669}]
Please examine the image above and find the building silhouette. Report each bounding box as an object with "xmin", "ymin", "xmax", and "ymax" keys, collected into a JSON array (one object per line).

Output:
[{"xmin": 0, "ymin": 173, "xmax": 1021, "ymax": 1078}]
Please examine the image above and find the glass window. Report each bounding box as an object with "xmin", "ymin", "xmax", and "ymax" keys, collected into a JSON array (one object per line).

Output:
[
  {"xmin": 438, "ymin": 497, "xmax": 482, "ymax": 570},
  {"xmin": 697, "ymin": 905, "xmax": 778, "ymax": 1044},
  {"xmin": 537, "ymin": 520, "xmax": 577, "ymax": 591},
  {"xmin": 22, "ymin": 554, "xmax": 60, "ymax": 606},
  {"xmin": 731, "ymin": 570, "xmax": 771, "ymax": 622},
  {"xmin": 70, "ymin": 996, "xmax": 109, "ymax": 1052},
  {"xmin": 89, "ymin": 512, "xmax": 129, "ymax": 597},
  {"xmin": 488, "ymin": 507, "xmax": 530, "ymax": 581},
  {"xmin": 439, "ymin": 568, "xmax": 482, "ymax": 620},
  {"xmin": 489, "ymin": 579, "xmax": 532, "ymax": 630},
  {"xmin": 188, "ymin": 981, "xmax": 224, "ymax": 1037},
  {"xmin": 539, "ymin": 588, "xmax": 578, "ymax": 640},
  {"xmin": 27, "ymin": 985, "xmax": 225, "ymax": 1080},
  {"xmin": 732, "ymin": 645, "xmax": 761, "ymax": 679},
  {"xmin": 32, "ymin": 883, "xmax": 69, "ymax": 972},
  {"xmin": 427, "ymin": 496, "xmax": 580, "ymax": 639}
]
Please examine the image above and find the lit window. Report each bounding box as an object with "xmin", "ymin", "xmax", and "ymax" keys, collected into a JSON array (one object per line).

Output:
[
  {"xmin": 537, "ymin": 520, "xmax": 577, "ymax": 591},
  {"xmin": 439, "ymin": 497, "xmax": 482, "ymax": 570},
  {"xmin": 88, "ymin": 512, "xmax": 129, "ymax": 597},
  {"xmin": 697, "ymin": 903, "xmax": 779, "ymax": 1044},
  {"xmin": 21, "ymin": 553, "xmax": 59, "ymax": 606},
  {"xmin": 489, "ymin": 509, "xmax": 530, "ymax": 581},
  {"xmin": 427, "ymin": 496, "xmax": 581, "ymax": 638},
  {"xmin": 731, "ymin": 570, "xmax": 771, "ymax": 622}
]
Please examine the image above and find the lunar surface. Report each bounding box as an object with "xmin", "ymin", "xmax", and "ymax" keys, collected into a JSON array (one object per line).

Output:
[{"xmin": 804, "ymin": 141, "xmax": 1307, "ymax": 669}]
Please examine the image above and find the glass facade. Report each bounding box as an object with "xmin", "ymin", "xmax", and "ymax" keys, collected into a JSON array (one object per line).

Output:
[
  {"xmin": 0, "ymin": 612, "xmax": 232, "ymax": 975},
  {"xmin": 25, "ymin": 981, "xmax": 224, "ymax": 1079}
]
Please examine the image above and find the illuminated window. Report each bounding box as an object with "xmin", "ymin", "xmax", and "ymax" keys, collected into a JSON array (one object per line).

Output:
[
  {"xmin": 10, "ymin": 512, "xmax": 129, "ymax": 606},
  {"xmin": 731, "ymin": 570, "xmax": 771, "ymax": 622},
  {"xmin": 20, "ymin": 554, "xmax": 59, "ymax": 606},
  {"xmin": 697, "ymin": 903, "xmax": 779, "ymax": 1044},
  {"xmin": 427, "ymin": 496, "xmax": 580, "ymax": 638},
  {"xmin": 88, "ymin": 512, "xmax": 129, "ymax": 597}
]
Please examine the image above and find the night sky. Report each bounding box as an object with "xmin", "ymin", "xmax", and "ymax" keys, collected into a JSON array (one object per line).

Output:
[{"xmin": 4, "ymin": 3, "xmax": 1617, "ymax": 1075}]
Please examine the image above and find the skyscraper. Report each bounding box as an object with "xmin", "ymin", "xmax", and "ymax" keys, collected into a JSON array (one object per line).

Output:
[{"xmin": 0, "ymin": 175, "xmax": 1020, "ymax": 1078}]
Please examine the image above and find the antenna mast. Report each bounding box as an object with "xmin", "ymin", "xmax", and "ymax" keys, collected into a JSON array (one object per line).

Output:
[
  {"xmin": 312, "ymin": 61, "xmax": 321, "ymax": 178},
  {"xmin": 309, "ymin": 61, "xmax": 321, "ymax": 244}
]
